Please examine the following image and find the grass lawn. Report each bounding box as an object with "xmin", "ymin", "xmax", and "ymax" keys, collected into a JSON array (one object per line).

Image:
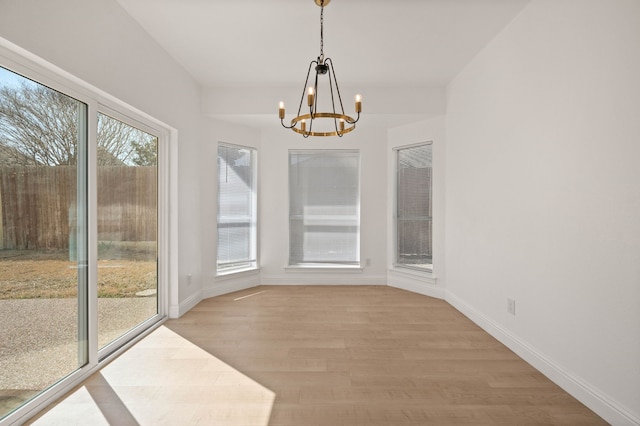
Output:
[{"xmin": 0, "ymin": 249, "xmax": 156, "ymax": 299}]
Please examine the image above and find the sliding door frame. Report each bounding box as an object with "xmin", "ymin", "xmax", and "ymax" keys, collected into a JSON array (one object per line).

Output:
[{"xmin": 94, "ymin": 105, "xmax": 168, "ymax": 360}]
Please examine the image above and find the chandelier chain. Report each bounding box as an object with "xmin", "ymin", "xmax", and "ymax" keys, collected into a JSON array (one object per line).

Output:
[{"xmin": 319, "ymin": 2, "xmax": 324, "ymax": 61}]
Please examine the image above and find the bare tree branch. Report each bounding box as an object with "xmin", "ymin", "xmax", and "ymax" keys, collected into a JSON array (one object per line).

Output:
[{"xmin": 0, "ymin": 82, "xmax": 156, "ymax": 167}]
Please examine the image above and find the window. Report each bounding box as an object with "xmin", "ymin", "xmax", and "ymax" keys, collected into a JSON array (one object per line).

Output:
[
  {"xmin": 289, "ymin": 150, "xmax": 360, "ymax": 266},
  {"xmin": 395, "ymin": 143, "xmax": 433, "ymax": 270},
  {"xmin": 217, "ymin": 143, "xmax": 257, "ymax": 273}
]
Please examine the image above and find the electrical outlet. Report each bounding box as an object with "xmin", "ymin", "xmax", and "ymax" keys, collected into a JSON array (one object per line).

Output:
[
  {"xmin": 365, "ymin": 258, "xmax": 371, "ymax": 267},
  {"xmin": 187, "ymin": 273, "xmax": 192, "ymax": 285},
  {"xmin": 507, "ymin": 298, "xmax": 516, "ymax": 315}
]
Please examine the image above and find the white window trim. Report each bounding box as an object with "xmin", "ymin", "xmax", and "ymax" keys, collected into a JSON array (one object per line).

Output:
[
  {"xmin": 392, "ymin": 141, "xmax": 434, "ymax": 273},
  {"xmin": 215, "ymin": 141, "xmax": 259, "ymax": 277},
  {"xmin": 216, "ymin": 266, "xmax": 261, "ymax": 280},
  {"xmin": 392, "ymin": 263, "xmax": 434, "ymax": 274},
  {"xmin": 388, "ymin": 266, "xmax": 437, "ymax": 285},
  {"xmin": 285, "ymin": 264, "xmax": 364, "ymax": 272}
]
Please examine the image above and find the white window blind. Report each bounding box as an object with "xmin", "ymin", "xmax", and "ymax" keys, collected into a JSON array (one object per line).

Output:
[
  {"xmin": 217, "ymin": 143, "xmax": 257, "ymax": 272},
  {"xmin": 289, "ymin": 150, "xmax": 360, "ymax": 266},
  {"xmin": 396, "ymin": 143, "xmax": 432, "ymax": 269}
]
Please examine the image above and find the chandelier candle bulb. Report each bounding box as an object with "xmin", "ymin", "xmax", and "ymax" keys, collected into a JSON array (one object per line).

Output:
[
  {"xmin": 308, "ymin": 87, "xmax": 315, "ymax": 107},
  {"xmin": 279, "ymin": 102, "xmax": 285, "ymax": 119},
  {"xmin": 339, "ymin": 118, "xmax": 345, "ymax": 131},
  {"xmin": 355, "ymin": 94, "xmax": 362, "ymax": 113},
  {"xmin": 301, "ymin": 119, "xmax": 306, "ymax": 132}
]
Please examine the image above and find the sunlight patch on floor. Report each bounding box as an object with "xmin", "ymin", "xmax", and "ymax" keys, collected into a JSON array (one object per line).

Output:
[
  {"xmin": 31, "ymin": 326, "xmax": 275, "ymax": 426},
  {"xmin": 234, "ymin": 290, "xmax": 268, "ymax": 301}
]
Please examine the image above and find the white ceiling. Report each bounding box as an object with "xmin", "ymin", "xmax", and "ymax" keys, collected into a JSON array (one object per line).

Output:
[
  {"xmin": 116, "ymin": 0, "xmax": 530, "ymax": 127},
  {"xmin": 117, "ymin": 0, "xmax": 530, "ymax": 88}
]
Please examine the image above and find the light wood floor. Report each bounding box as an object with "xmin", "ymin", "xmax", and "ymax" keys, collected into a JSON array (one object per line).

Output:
[{"xmin": 30, "ymin": 285, "xmax": 607, "ymax": 425}]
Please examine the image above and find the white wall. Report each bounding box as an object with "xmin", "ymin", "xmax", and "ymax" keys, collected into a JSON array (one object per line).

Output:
[
  {"xmin": 259, "ymin": 123, "xmax": 388, "ymax": 285},
  {"xmin": 387, "ymin": 117, "xmax": 447, "ymax": 298},
  {"xmin": 445, "ymin": 0, "xmax": 640, "ymax": 424},
  {"xmin": 0, "ymin": 0, "xmax": 204, "ymax": 317}
]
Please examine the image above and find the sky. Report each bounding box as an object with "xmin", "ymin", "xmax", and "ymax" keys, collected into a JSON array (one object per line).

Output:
[{"xmin": 0, "ymin": 65, "xmax": 33, "ymax": 88}]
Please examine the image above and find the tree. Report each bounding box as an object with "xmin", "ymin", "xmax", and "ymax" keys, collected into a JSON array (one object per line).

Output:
[
  {"xmin": 96, "ymin": 113, "xmax": 157, "ymax": 166},
  {"xmin": 0, "ymin": 82, "xmax": 81, "ymax": 166},
  {"xmin": 0, "ymin": 81, "xmax": 156, "ymax": 166},
  {"xmin": 130, "ymin": 136, "xmax": 157, "ymax": 166}
]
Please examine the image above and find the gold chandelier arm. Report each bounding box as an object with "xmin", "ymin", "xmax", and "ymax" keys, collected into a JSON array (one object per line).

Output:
[
  {"xmin": 344, "ymin": 111, "xmax": 360, "ymax": 125},
  {"xmin": 280, "ymin": 118, "xmax": 296, "ymax": 129}
]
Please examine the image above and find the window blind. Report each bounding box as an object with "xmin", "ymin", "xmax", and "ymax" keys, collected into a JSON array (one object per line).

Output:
[
  {"xmin": 396, "ymin": 144, "xmax": 432, "ymax": 268},
  {"xmin": 289, "ymin": 150, "xmax": 360, "ymax": 265},
  {"xmin": 217, "ymin": 144, "xmax": 257, "ymax": 271}
]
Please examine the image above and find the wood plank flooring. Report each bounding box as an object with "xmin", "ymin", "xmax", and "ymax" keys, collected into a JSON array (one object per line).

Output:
[
  {"xmin": 167, "ymin": 285, "xmax": 606, "ymax": 425},
  {"xmin": 29, "ymin": 285, "xmax": 607, "ymax": 425}
]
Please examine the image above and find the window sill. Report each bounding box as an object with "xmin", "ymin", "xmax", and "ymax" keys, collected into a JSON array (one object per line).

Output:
[
  {"xmin": 393, "ymin": 263, "xmax": 433, "ymax": 273},
  {"xmin": 389, "ymin": 266, "xmax": 436, "ymax": 283},
  {"xmin": 216, "ymin": 266, "xmax": 260, "ymax": 279},
  {"xmin": 285, "ymin": 264, "xmax": 363, "ymax": 273}
]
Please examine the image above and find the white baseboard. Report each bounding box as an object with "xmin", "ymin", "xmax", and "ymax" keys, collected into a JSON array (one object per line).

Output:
[
  {"xmin": 170, "ymin": 289, "xmax": 202, "ymax": 318},
  {"xmin": 446, "ymin": 291, "xmax": 640, "ymax": 426},
  {"xmin": 260, "ymin": 273, "xmax": 387, "ymax": 286},
  {"xmin": 203, "ymin": 273, "xmax": 261, "ymax": 299}
]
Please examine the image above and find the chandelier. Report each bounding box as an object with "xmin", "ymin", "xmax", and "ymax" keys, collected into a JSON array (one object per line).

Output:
[{"xmin": 279, "ymin": 0, "xmax": 361, "ymax": 137}]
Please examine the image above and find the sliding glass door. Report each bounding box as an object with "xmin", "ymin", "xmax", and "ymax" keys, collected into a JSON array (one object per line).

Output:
[
  {"xmin": 0, "ymin": 67, "xmax": 88, "ymax": 418},
  {"xmin": 97, "ymin": 112, "xmax": 158, "ymax": 353},
  {"xmin": 0, "ymin": 61, "xmax": 165, "ymax": 423}
]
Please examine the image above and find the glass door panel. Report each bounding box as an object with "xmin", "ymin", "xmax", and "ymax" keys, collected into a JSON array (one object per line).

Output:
[
  {"xmin": 96, "ymin": 113, "xmax": 157, "ymax": 352},
  {"xmin": 0, "ymin": 67, "xmax": 88, "ymax": 418}
]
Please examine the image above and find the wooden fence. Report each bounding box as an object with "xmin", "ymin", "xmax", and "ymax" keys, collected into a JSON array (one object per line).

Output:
[{"xmin": 0, "ymin": 166, "xmax": 157, "ymax": 250}]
